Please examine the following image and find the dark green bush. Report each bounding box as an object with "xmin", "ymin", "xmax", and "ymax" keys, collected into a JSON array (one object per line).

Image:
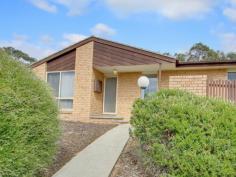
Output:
[
  {"xmin": 0, "ymin": 51, "xmax": 60, "ymax": 176},
  {"xmin": 131, "ymin": 89, "xmax": 236, "ymax": 177}
]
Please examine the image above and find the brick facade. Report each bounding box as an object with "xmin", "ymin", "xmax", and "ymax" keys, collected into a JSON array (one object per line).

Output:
[
  {"xmin": 117, "ymin": 72, "xmax": 141, "ymax": 121},
  {"xmin": 32, "ymin": 62, "xmax": 46, "ymax": 80},
  {"xmin": 73, "ymin": 42, "xmax": 94, "ymax": 122},
  {"xmin": 90, "ymin": 69, "xmax": 104, "ymax": 115},
  {"xmin": 32, "ymin": 46, "xmax": 229, "ymax": 123},
  {"xmin": 160, "ymin": 69, "xmax": 227, "ymax": 96}
]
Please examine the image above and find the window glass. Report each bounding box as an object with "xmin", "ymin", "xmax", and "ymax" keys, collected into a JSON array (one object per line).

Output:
[
  {"xmin": 47, "ymin": 71, "xmax": 75, "ymax": 110},
  {"xmin": 60, "ymin": 72, "xmax": 75, "ymax": 97},
  {"xmin": 228, "ymin": 72, "xmax": 236, "ymax": 80},
  {"xmin": 47, "ymin": 73, "xmax": 60, "ymax": 97},
  {"xmin": 145, "ymin": 75, "xmax": 158, "ymax": 95},
  {"xmin": 59, "ymin": 99, "xmax": 73, "ymax": 109}
]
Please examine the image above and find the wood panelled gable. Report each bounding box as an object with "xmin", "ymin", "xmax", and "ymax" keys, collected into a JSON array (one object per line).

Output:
[
  {"xmin": 47, "ymin": 50, "xmax": 75, "ymax": 71},
  {"xmin": 32, "ymin": 37, "xmax": 176, "ymax": 69},
  {"xmin": 93, "ymin": 41, "xmax": 169, "ymax": 67},
  {"xmin": 32, "ymin": 36, "xmax": 236, "ymax": 71},
  {"xmin": 46, "ymin": 40, "xmax": 174, "ymax": 72}
]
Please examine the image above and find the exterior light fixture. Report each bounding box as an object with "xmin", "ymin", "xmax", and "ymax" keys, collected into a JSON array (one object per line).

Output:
[
  {"xmin": 113, "ymin": 69, "xmax": 118, "ymax": 75},
  {"xmin": 137, "ymin": 76, "xmax": 149, "ymax": 99}
]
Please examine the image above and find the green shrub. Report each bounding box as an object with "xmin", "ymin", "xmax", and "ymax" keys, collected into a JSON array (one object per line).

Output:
[
  {"xmin": 131, "ymin": 89, "xmax": 236, "ymax": 177},
  {"xmin": 0, "ymin": 51, "xmax": 60, "ymax": 177}
]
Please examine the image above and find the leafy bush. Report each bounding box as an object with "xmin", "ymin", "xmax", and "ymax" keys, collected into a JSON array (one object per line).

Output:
[
  {"xmin": 131, "ymin": 89, "xmax": 236, "ymax": 177},
  {"xmin": 0, "ymin": 51, "xmax": 60, "ymax": 176}
]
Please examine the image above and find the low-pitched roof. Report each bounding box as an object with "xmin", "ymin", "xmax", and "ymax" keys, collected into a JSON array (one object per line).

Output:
[
  {"xmin": 31, "ymin": 36, "xmax": 176, "ymax": 68},
  {"xmin": 31, "ymin": 36, "xmax": 236, "ymax": 69}
]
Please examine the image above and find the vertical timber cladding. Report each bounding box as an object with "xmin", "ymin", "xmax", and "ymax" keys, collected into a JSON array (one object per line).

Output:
[
  {"xmin": 47, "ymin": 50, "xmax": 76, "ymax": 71},
  {"xmin": 93, "ymin": 41, "xmax": 163, "ymax": 67}
]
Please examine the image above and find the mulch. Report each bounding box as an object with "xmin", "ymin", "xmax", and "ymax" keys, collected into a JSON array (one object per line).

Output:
[
  {"xmin": 41, "ymin": 121, "xmax": 116, "ymax": 177},
  {"xmin": 110, "ymin": 138, "xmax": 151, "ymax": 177}
]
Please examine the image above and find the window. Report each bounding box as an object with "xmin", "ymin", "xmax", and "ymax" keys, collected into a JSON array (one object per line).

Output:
[
  {"xmin": 47, "ymin": 71, "xmax": 75, "ymax": 110},
  {"xmin": 47, "ymin": 73, "xmax": 60, "ymax": 97},
  {"xmin": 228, "ymin": 72, "xmax": 236, "ymax": 81},
  {"xmin": 144, "ymin": 75, "xmax": 158, "ymax": 95}
]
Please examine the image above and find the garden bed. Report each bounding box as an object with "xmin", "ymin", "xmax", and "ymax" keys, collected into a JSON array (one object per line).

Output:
[
  {"xmin": 110, "ymin": 138, "xmax": 151, "ymax": 177},
  {"xmin": 41, "ymin": 121, "xmax": 116, "ymax": 177}
]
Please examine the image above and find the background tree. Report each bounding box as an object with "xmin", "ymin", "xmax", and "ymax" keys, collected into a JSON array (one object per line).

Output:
[
  {"xmin": 1, "ymin": 47, "xmax": 36, "ymax": 64},
  {"xmin": 188, "ymin": 43, "xmax": 219, "ymax": 61},
  {"xmin": 175, "ymin": 53, "xmax": 186, "ymax": 61},
  {"xmin": 162, "ymin": 52, "xmax": 171, "ymax": 56},
  {"xmin": 227, "ymin": 52, "xmax": 236, "ymax": 60},
  {"xmin": 174, "ymin": 43, "xmax": 236, "ymax": 62}
]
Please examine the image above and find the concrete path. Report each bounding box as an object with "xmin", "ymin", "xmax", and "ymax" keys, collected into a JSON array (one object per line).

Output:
[{"xmin": 53, "ymin": 124, "xmax": 130, "ymax": 177}]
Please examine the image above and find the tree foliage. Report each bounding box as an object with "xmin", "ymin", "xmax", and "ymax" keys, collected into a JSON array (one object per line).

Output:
[
  {"xmin": 174, "ymin": 43, "xmax": 236, "ymax": 62},
  {"xmin": 0, "ymin": 51, "xmax": 59, "ymax": 176},
  {"xmin": 188, "ymin": 43, "xmax": 219, "ymax": 61},
  {"xmin": 131, "ymin": 89, "xmax": 236, "ymax": 177},
  {"xmin": 227, "ymin": 52, "xmax": 236, "ymax": 60},
  {"xmin": 175, "ymin": 53, "xmax": 186, "ymax": 61},
  {"xmin": 1, "ymin": 47, "xmax": 36, "ymax": 64}
]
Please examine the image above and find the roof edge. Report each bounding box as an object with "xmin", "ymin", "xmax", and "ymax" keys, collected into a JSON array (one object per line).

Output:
[
  {"xmin": 31, "ymin": 36, "xmax": 176, "ymax": 68},
  {"xmin": 176, "ymin": 60, "xmax": 236, "ymax": 67},
  {"xmin": 31, "ymin": 36, "xmax": 95, "ymax": 68}
]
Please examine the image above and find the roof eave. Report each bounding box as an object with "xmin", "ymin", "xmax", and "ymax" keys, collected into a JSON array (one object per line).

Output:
[
  {"xmin": 31, "ymin": 37, "xmax": 95, "ymax": 68},
  {"xmin": 176, "ymin": 60, "xmax": 236, "ymax": 68},
  {"xmin": 31, "ymin": 36, "xmax": 176, "ymax": 68}
]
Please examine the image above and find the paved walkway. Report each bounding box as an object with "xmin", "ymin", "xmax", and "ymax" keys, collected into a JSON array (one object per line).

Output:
[{"xmin": 53, "ymin": 124, "xmax": 130, "ymax": 177}]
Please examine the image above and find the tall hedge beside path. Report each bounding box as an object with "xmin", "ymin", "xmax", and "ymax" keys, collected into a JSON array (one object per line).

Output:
[
  {"xmin": 0, "ymin": 51, "xmax": 60, "ymax": 176},
  {"xmin": 131, "ymin": 89, "xmax": 236, "ymax": 177}
]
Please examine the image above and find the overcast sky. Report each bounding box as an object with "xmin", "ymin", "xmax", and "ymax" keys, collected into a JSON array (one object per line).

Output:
[{"xmin": 1, "ymin": 0, "xmax": 236, "ymax": 59}]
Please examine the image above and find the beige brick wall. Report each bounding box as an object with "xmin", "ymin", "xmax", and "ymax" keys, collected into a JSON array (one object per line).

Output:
[
  {"xmin": 32, "ymin": 63, "xmax": 46, "ymax": 80},
  {"xmin": 73, "ymin": 42, "xmax": 94, "ymax": 122},
  {"xmin": 32, "ymin": 56, "xmax": 228, "ymax": 123},
  {"xmin": 117, "ymin": 72, "xmax": 141, "ymax": 121},
  {"xmin": 160, "ymin": 69, "xmax": 227, "ymax": 96},
  {"xmin": 90, "ymin": 69, "xmax": 104, "ymax": 115},
  {"xmin": 32, "ymin": 42, "xmax": 104, "ymax": 122}
]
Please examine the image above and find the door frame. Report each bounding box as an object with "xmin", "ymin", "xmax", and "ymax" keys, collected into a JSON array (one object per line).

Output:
[{"xmin": 103, "ymin": 76, "xmax": 118, "ymax": 115}]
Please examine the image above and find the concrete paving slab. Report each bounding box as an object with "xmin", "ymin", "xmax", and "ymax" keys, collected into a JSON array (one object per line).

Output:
[{"xmin": 53, "ymin": 124, "xmax": 130, "ymax": 177}]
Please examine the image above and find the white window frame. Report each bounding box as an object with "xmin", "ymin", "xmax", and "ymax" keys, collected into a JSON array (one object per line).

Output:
[{"xmin": 46, "ymin": 70, "xmax": 75, "ymax": 111}]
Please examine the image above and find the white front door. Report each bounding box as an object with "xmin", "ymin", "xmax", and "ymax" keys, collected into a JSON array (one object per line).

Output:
[{"xmin": 103, "ymin": 77, "xmax": 117, "ymax": 114}]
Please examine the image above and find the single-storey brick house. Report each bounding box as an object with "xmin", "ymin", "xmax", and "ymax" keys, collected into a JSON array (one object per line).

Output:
[{"xmin": 32, "ymin": 36, "xmax": 236, "ymax": 123}]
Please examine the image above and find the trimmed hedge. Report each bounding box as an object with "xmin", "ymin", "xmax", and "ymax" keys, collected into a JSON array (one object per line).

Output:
[
  {"xmin": 0, "ymin": 51, "xmax": 60, "ymax": 176},
  {"xmin": 131, "ymin": 89, "xmax": 236, "ymax": 177}
]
